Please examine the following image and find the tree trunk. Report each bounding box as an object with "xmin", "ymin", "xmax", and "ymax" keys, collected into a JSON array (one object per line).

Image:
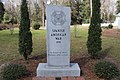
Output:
[
  {"xmin": 90, "ymin": 0, "xmax": 92, "ymax": 17},
  {"xmin": 56, "ymin": 0, "xmax": 57, "ymax": 5},
  {"xmin": 74, "ymin": 25, "xmax": 77, "ymax": 38},
  {"xmin": 42, "ymin": 0, "xmax": 45, "ymax": 27}
]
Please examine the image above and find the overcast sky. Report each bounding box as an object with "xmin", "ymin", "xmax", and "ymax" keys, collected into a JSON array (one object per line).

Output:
[{"xmin": 1, "ymin": 0, "xmax": 8, "ymax": 2}]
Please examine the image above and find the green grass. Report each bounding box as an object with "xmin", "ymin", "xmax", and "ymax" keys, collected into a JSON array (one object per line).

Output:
[
  {"xmin": 0, "ymin": 26, "xmax": 120, "ymax": 64},
  {"xmin": 102, "ymin": 37, "xmax": 120, "ymax": 61}
]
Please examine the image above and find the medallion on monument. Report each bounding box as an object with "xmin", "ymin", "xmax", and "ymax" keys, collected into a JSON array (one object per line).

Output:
[{"xmin": 51, "ymin": 11, "xmax": 66, "ymax": 26}]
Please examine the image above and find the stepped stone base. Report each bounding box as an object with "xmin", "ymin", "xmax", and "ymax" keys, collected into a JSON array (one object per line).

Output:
[
  {"xmin": 32, "ymin": 76, "xmax": 85, "ymax": 80},
  {"xmin": 37, "ymin": 63, "xmax": 80, "ymax": 77}
]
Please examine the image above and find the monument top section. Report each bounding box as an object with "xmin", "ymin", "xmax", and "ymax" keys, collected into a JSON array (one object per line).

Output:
[{"xmin": 46, "ymin": 5, "xmax": 71, "ymax": 67}]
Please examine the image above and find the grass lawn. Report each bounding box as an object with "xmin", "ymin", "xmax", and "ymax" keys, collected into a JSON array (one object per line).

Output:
[{"xmin": 0, "ymin": 26, "xmax": 120, "ymax": 64}]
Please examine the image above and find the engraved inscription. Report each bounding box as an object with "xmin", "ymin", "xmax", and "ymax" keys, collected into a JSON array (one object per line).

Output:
[
  {"xmin": 48, "ymin": 51, "xmax": 68, "ymax": 56},
  {"xmin": 50, "ymin": 29, "xmax": 66, "ymax": 43}
]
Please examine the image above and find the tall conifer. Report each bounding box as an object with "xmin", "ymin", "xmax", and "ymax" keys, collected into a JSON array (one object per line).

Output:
[
  {"xmin": 87, "ymin": 0, "xmax": 102, "ymax": 58},
  {"xmin": 0, "ymin": 0, "xmax": 5, "ymax": 23},
  {"xmin": 19, "ymin": 0, "xmax": 32, "ymax": 60}
]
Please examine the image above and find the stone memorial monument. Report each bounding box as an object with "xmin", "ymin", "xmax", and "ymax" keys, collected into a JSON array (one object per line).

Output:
[{"xmin": 37, "ymin": 5, "xmax": 80, "ymax": 77}]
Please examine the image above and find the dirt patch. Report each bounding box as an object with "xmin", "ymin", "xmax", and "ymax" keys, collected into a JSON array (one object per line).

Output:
[{"xmin": 102, "ymin": 29, "xmax": 120, "ymax": 38}]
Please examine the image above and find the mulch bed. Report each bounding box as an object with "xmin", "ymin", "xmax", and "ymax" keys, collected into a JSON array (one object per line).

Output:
[{"xmin": 11, "ymin": 53, "xmax": 120, "ymax": 80}]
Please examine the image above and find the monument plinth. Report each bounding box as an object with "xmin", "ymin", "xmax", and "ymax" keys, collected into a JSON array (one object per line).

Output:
[{"xmin": 37, "ymin": 5, "xmax": 80, "ymax": 77}]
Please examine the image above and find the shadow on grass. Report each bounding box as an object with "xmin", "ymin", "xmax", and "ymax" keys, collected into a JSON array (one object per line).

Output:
[
  {"xmin": 29, "ymin": 53, "xmax": 46, "ymax": 60},
  {"xmin": 99, "ymin": 46, "xmax": 113, "ymax": 59},
  {"xmin": 71, "ymin": 47, "xmax": 112, "ymax": 65}
]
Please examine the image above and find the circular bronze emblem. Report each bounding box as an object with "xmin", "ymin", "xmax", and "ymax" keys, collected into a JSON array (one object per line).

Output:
[{"xmin": 51, "ymin": 11, "xmax": 66, "ymax": 26}]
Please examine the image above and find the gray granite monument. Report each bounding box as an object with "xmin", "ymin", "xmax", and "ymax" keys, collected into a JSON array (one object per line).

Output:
[{"xmin": 37, "ymin": 5, "xmax": 80, "ymax": 77}]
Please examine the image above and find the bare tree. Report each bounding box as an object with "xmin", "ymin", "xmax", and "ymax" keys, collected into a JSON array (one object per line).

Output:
[
  {"xmin": 90, "ymin": 0, "xmax": 92, "ymax": 17},
  {"xmin": 101, "ymin": 0, "xmax": 116, "ymax": 22},
  {"xmin": 4, "ymin": 0, "xmax": 20, "ymax": 23},
  {"xmin": 41, "ymin": 0, "xmax": 45, "ymax": 27}
]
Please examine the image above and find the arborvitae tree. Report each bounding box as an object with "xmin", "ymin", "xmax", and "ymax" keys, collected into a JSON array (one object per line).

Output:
[
  {"xmin": 0, "ymin": 0, "xmax": 5, "ymax": 23},
  {"xmin": 87, "ymin": 0, "xmax": 102, "ymax": 59},
  {"xmin": 19, "ymin": 0, "xmax": 33, "ymax": 60},
  {"xmin": 116, "ymin": 0, "xmax": 120, "ymax": 14}
]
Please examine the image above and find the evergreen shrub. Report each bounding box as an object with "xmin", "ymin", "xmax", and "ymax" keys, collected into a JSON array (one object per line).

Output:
[
  {"xmin": 94, "ymin": 61, "xmax": 120, "ymax": 80},
  {"xmin": 0, "ymin": 63, "xmax": 28, "ymax": 80},
  {"xmin": 108, "ymin": 24, "xmax": 113, "ymax": 29},
  {"xmin": 33, "ymin": 22, "xmax": 40, "ymax": 30}
]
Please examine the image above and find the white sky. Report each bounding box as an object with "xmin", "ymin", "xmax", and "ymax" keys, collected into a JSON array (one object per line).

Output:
[{"xmin": 1, "ymin": 0, "xmax": 8, "ymax": 3}]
